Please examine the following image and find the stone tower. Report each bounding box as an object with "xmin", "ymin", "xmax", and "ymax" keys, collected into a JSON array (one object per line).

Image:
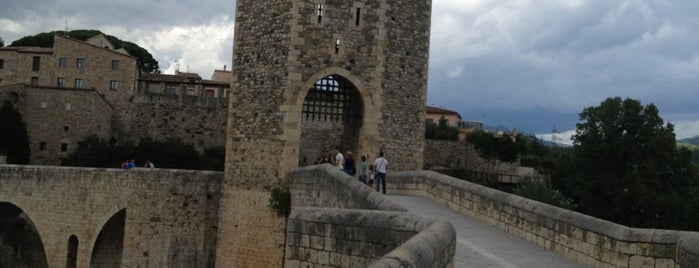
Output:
[{"xmin": 216, "ymin": 0, "xmax": 432, "ymax": 266}]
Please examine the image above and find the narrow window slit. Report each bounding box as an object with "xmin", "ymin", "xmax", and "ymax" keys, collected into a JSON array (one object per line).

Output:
[
  {"xmin": 317, "ymin": 4, "xmax": 324, "ymax": 23},
  {"xmin": 355, "ymin": 8, "xmax": 361, "ymax": 26},
  {"xmin": 335, "ymin": 39, "xmax": 341, "ymax": 54}
]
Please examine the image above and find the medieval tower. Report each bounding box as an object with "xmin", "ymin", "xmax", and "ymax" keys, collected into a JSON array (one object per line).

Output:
[{"xmin": 216, "ymin": 0, "xmax": 432, "ymax": 266}]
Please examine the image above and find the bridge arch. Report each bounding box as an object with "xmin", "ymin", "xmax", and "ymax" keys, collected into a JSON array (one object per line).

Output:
[
  {"xmin": 89, "ymin": 209, "xmax": 126, "ymax": 268},
  {"xmin": 0, "ymin": 202, "xmax": 48, "ymax": 267}
]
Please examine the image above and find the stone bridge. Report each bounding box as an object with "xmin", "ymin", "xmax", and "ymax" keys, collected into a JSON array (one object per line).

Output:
[
  {"xmin": 0, "ymin": 165, "xmax": 222, "ymax": 268},
  {"xmin": 0, "ymin": 164, "xmax": 698, "ymax": 267}
]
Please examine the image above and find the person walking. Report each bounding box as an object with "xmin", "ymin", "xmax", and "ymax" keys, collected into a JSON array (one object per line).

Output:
[
  {"xmin": 358, "ymin": 155, "xmax": 368, "ymax": 184},
  {"xmin": 374, "ymin": 151, "xmax": 388, "ymax": 194},
  {"xmin": 344, "ymin": 151, "xmax": 355, "ymax": 176},
  {"xmin": 334, "ymin": 148, "xmax": 344, "ymax": 170}
]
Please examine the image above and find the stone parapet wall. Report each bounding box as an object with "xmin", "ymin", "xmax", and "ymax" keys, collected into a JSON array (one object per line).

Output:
[
  {"xmin": 287, "ymin": 164, "xmax": 455, "ymax": 267},
  {"xmin": 389, "ymin": 170, "xmax": 699, "ymax": 268},
  {"xmin": 678, "ymin": 233, "xmax": 699, "ymax": 266},
  {"xmin": 289, "ymin": 164, "xmax": 405, "ymax": 211},
  {"xmin": 286, "ymin": 208, "xmax": 455, "ymax": 268}
]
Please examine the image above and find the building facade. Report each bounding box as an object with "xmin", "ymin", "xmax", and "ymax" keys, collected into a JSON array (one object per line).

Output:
[{"xmin": 0, "ymin": 84, "xmax": 113, "ymax": 165}]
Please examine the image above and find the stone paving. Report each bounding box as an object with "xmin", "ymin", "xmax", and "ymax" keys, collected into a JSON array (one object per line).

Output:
[{"xmin": 386, "ymin": 195, "xmax": 588, "ymax": 268}]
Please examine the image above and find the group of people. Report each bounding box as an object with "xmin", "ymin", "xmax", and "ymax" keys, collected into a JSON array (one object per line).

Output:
[
  {"xmin": 121, "ymin": 159, "xmax": 155, "ymax": 170},
  {"xmin": 313, "ymin": 148, "xmax": 389, "ymax": 194}
]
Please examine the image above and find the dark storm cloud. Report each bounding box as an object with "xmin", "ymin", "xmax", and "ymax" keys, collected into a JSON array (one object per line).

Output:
[
  {"xmin": 428, "ymin": 0, "xmax": 699, "ymax": 138},
  {"xmin": 0, "ymin": 0, "xmax": 234, "ymax": 43},
  {"xmin": 3, "ymin": 0, "xmax": 699, "ymax": 138}
]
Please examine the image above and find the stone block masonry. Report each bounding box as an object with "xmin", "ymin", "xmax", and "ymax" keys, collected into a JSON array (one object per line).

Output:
[
  {"xmin": 0, "ymin": 165, "xmax": 222, "ymax": 268},
  {"xmin": 219, "ymin": 0, "xmax": 433, "ymax": 265},
  {"xmin": 388, "ymin": 170, "xmax": 699, "ymax": 268},
  {"xmin": 286, "ymin": 208, "xmax": 455, "ymax": 268},
  {"xmin": 287, "ymin": 164, "xmax": 456, "ymax": 267}
]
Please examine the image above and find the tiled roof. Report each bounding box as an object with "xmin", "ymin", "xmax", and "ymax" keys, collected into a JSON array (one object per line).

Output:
[
  {"xmin": 140, "ymin": 73, "xmax": 202, "ymax": 83},
  {"xmin": 0, "ymin": 47, "xmax": 54, "ymax": 54},
  {"xmin": 426, "ymin": 105, "xmax": 459, "ymax": 115}
]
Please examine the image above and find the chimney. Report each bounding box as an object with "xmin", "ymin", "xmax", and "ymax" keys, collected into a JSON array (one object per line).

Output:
[{"xmin": 224, "ymin": 65, "xmax": 227, "ymax": 71}]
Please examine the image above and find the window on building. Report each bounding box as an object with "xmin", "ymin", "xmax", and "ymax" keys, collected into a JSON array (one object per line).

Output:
[
  {"xmin": 64, "ymin": 125, "xmax": 70, "ymax": 131},
  {"xmin": 0, "ymin": 59, "xmax": 4, "ymax": 69},
  {"xmin": 39, "ymin": 142, "xmax": 47, "ymax": 151},
  {"xmin": 76, "ymin": 58, "xmax": 85, "ymax": 69},
  {"xmin": 335, "ymin": 39, "xmax": 341, "ymax": 54},
  {"xmin": 112, "ymin": 60, "xmax": 120, "ymax": 70},
  {"xmin": 60, "ymin": 143, "xmax": 69, "ymax": 152},
  {"xmin": 205, "ymin": 89, "xmax": 215, "ymax": 97},
  {"xmin": 109, "ymin": 80, "xmax": 119, "ymax": 91},
  {"xmin": 32, "ymin": 56, "xmax": 40, "ymax": 71},
  {"xmin": 166, "ymin": 84, "xmax": 178, "ymax": 94},
  {"xmin": 355, "ymin": 8, "xmax": 361, "ymax": 26},
  {"xmin": 58, "ymin": 57, "xmax": 67, "ymax": 68},
  {"xmin": 31, "ymin": 76, "xmax": 39, "ymax": 85},
  {"xmin": 57, "ymin": 77, "xmax": 66, "ymax": 88},
  {"xmin": 74, "ymin": 79, "xmax": 83, "ymax": 89},
  {"xmin": 317, "ymin": 4, "xmax": 324, "ymax": 23}
]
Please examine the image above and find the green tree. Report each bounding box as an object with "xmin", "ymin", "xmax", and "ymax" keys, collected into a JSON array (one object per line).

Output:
[
  {"xmin": 466, "ymin": 130, "xmax": 521, "ymax": 171},
  {"xmin": 10, "ymin": 30, "xmax": 159, "ymax": 73},
  {"xmin": 570, "ymin": 97, "xmax": 695, "ymax": 229},
  {"xmin": 425, "ymin": 116, "xmax": 459, "ymax": 141},
  {"xmin": 61, "ymin": 136, "xmax": 225, "ymax": 171},
  {"xmin": 0, "ymin": 101, "xmax": 30, "ymax": 164}
]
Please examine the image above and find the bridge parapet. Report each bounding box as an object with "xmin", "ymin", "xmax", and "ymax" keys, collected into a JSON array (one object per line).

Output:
[
  {"xmin": 287, "ymin": 164, "xmax": 456, "ymax": 267},
  {"xmin": 389, "ymin": 170, "xmax": 699, "ymax": 268}
]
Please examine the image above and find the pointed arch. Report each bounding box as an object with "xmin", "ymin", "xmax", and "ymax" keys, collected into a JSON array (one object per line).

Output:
[
  {"xmin": 0, "ymin": 202, "xmax": 48, "ymax": 267},
  {"xmin": 89, "ymin": 209, "xmax": 125, "ymax": 268},
  {"xmin": 293, "ymin": 68, "xmax": 371, "ymax": 167}
]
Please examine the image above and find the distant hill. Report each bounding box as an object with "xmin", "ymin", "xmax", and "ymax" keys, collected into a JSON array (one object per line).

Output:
[
  {"xmin": 679, "ymin": 136, "xmax": 699, "ymax": 146},
  {"xmin": 9, "ymin": 29, "xmax": 159, "ymax": 73}
]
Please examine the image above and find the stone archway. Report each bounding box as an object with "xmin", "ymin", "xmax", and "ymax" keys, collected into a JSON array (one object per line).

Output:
[
  {"xmin": 90, "ymin": 209, "xmax": 125, "ymax": 268},
  {"xmin": 299, "ymin": 74, "xmax": 363, "ymax": 166},
  {"xmin": 0, "ymin": 202, "xmax": 48, "ymax": 268}
]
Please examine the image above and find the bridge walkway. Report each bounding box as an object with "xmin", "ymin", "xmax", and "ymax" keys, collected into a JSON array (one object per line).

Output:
[{"xmin": 385, "ymin": 195, "xmax": 588, "ymax": 268}]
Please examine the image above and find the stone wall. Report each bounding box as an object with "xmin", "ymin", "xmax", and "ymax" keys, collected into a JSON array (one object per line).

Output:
[
  {"xmin": 299, "ymin": 119, "xmax": 344, "ymax": 164},
  {"xmin": 287, "ymin": 164, "xmax": 455, "ymax": 267},
  {"xmin": 289, "ymin": 164, "xmax": 406, "ymax": 211},
  {"xmin": 286, "ymin": 208, "xmax": 455, "ymax": 268},
  {"xmin": 388, "ymin": 170, "xmax": 699, "ymax": 268},
  {"xmin": 424, "ymin": 139, "xmax": 482, "ymax": 169},
  {"xmin": 0, "ymin": 84, "xmax": 113, "ymax": 165},
  {"xmin": 126, "ymin": 99, "xmax": 228, "ymax": 151},
  {"xmin": 0, "ymin": 165, "xmax": 222, "ymax": 268}
]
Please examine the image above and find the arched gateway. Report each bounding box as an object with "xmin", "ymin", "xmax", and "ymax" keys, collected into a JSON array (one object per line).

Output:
[
  {"xmin": 300, "ymin": 74, "xmax": 363, "ymax": 164},
  {"xmin": 216, "ymin": 0, "xmax": 432, "ymax": 266}
]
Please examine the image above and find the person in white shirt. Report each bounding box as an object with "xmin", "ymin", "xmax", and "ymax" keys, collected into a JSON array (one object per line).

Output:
[
  {"xmin": 334, "ymin": 148, "xmax": 344, "ymax": 170},
  {"xmin": 374, "ymin": 151, "xmax": 388, "ymax": 194}
]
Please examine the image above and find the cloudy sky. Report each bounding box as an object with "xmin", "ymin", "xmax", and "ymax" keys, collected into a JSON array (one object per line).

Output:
[{"xmin": 2, "ymin": 0, "xmax": 699, "ymax": 142}]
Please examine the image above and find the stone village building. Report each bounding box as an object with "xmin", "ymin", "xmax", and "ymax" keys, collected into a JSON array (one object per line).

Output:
[
  {"xmin": 0, "ymin": 34, "xmax": 231, "ymax": 165},
  {"xmin": 425, "ymin": 105, "xmax": 482, "ymax": 141}
]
